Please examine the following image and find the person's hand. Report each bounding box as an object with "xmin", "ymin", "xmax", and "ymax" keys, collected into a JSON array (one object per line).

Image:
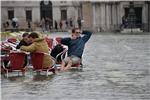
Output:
[
  {"xmin": 80, "ymin": 30, "xmax": 83, "ymax": 35},
  {"xmin": 80, "ymin": 30, "xmax": 83, "ymax": 34}
]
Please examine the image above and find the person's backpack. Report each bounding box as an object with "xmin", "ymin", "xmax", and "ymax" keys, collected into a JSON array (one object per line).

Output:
[{"xmin": 50, "ymin": 44, "xmax": 64, "ymax": 62}]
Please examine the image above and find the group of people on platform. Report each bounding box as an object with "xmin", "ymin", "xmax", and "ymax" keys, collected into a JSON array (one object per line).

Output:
[
  {"xmin": 3, "ymin": 18, "xmax": 31, "ymax": 31},
  {"xmin": 40, "ymin": 17, "xmax": 83, "ymax": 32},
  {"xmin": 10, "ymin": 28, "xmax": 92, "ymax": 71},
  {"xmin": 3, "ymin": 17, "xmax": 83, "ymax": 33},
  {"xmin": 3, "ymin": 18, "xmax": 19, "ymax": 29}
]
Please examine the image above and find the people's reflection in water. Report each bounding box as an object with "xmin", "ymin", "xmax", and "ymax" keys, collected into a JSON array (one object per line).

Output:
[
  {"xmin": 7, "ymin": 76, "xmax": 25, "ymax": 82},
  {"xmin": 32, "ymin": 74, "xmax": 55, "ymax": 81}
]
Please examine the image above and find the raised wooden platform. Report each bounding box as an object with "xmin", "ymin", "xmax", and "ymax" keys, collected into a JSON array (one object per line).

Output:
[
  {"xmin": 121, "ymin": 28, "xmax": 143, "ymax": 33},
  {"xmin": 5, "ymin": 28, "xmax": 32, "ymax": 32}
]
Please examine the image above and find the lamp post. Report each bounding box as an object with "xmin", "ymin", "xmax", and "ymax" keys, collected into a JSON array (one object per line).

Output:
[{"xmin": 127, "ymin": 2, "xmax": 136, "ymax": 33}]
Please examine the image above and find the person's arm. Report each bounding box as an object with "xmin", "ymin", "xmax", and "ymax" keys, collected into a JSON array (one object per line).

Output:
[
  {"xmin": 20, "ymin": 43, "xmax": 36, "ymax": 52},
  {"xmin": 34, "ymin": 37, "xmax": 44, "ymax": 42},
  {"xmin": 81, "ymin": 30, "xmax": 92, "ymax": 43},
  {"xmin": 61, "ymin": 37, "xmax": 71, "ymax": 45},
  {"xmin": 16, "ymin": 40, "xmax": 24, "ymax": 49}
]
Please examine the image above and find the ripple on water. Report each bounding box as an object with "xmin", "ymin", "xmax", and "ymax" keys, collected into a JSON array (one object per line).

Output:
[{"xmin": 1, "ymin": 34, "xmax": 150, "ymax": 100}]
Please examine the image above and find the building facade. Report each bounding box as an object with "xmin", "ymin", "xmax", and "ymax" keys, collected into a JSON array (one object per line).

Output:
[
  {"xmin": 1, "ymin": 0, "xmax": 81, "ymax": 31},
  {"xmin": 82, "ymin": 1, "xmax": 150, "ymax": 32},
  {"xmin": 1, "ymin": 0, "xmax": 150, "ymax": 32}
]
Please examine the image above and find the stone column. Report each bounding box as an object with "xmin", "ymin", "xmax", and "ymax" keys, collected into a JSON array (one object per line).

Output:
[
  {"xmin": 94, "ymin": 3, "xmax": 102, "ymax": 32},
  {"xmin": 99, "ymin": 3, "xmax": 101, "ymax": 31},
  {"xmin": 98, "ymin": 3, "xmax": 101, "ymax": 32},
  {"xmin": 92, "ymin": 3, "xmax": 96, "ymax": 30},
  {"xmin": 148, "ymin": 2, "xmax": 150, "ymax": 31},
  {"xmin": 117, "ymin": 2, "xmax": 121, "ymax": 27},
  {"xmin": 82, "ymin": 2, "xmax": 93, "ymax": 30},
  {"xmin": 142, "ymin": 3, "xmax": 147, "ymax": 24},
  {"xmin": 112, "ymin": 3, "xmax": 116, "ymax": 30},
  {"xmin": 100, "ymin": 3, "xmax": 106, "ymax": 31},
  {"xmin": 142, "ymin": 2, "xmax": 148, "ymax": 31},
  {"xmin": 115, "ymin": 2, "xmax": 119, "ymax": 30},
  {"xmin": 106, "ymin": 3, "xmax": 109, "ymax": 31},
  {"xmin": 112, "ymin": 3, "xmax": 117, "ymax": 31},
  {"xmin": 110, "ymin": 2, "xmax": 113, "ymax": 30}
]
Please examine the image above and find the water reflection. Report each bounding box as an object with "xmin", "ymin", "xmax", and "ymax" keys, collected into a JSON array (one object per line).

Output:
[
  {"xmin": 1, "ymin": 33, "xmax": 150, "ymax": 100},
  {"xmin": 7, "ymin": 76, "xmax": 26, "ymax": 82},
  {"xmin": 32, "ymin": 74, "xmax": 55, "ymax": 81}
]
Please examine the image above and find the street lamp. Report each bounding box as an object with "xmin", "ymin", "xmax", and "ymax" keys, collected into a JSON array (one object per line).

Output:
[
  {"xmin": 44, "ymin": 0, "xmax": 49, "ymax": 5},
  {"xmin": 127, "ymin": 2, "xmax": 136, "ymax": 32}
]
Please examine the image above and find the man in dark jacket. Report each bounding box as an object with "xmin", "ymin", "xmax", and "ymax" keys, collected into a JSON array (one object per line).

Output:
[
  {"xmin": 16, "ymin": 33, "xmax": 31, "ymax": 67},
  {"xmin": 60, "ymin": 28, "xmax": 92, "ymax": 71},
  {"xmin": 16, "ymin": 33, "xmax": 31, "ymax": 49}
]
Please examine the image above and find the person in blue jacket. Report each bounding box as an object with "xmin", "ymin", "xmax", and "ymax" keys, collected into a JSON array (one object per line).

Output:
[{"xmin": 60, "ymin": 28, "xmax": 92, "ymax": 71}]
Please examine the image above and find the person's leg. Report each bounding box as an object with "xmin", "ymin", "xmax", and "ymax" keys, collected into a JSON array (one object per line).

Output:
[
  {"xmin": 3, "ymin": 60, "xmax": 9, "ymax": 68},
  {"xmin": 60, "ymin": 60, "xmax": 66, "ymax": 71},
  {"xmin": 64, "ymin": 59, "xmax": 72, "ymax": 71},
  {"xmin": 64, "ymin": 56, "xmax": 80, "ymax": 70},
  {"xmin": 60, "ymin": 57, "xmax": 69, "ymax": 71},
  {"xmin": 23, "ymin": 55, "xmax": 28, "ymax": 67},
  {"xmin": 71, "ymin": 56, "xmax": 81, "ymax": 65}
]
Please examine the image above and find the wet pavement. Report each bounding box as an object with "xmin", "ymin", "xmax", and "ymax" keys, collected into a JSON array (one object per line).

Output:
[{"xmin": 1, "ymin": 32, "xmax": 150, "ymax": 100}]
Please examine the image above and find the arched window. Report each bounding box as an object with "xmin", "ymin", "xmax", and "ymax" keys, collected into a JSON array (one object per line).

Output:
[{"xmin": 40, "ymin": 1, "xmax": 53, "ymax": 26}]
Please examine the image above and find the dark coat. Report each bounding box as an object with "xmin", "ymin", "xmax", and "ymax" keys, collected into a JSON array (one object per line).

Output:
[{"xmin": 61, "ymin": 31, "xmax": 92, "ymax": 58}]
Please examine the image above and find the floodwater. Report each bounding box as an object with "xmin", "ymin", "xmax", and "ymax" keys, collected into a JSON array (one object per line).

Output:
[{"xmin": 1, "ymin": 32, "xmax": 150, "ymax": 100}]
